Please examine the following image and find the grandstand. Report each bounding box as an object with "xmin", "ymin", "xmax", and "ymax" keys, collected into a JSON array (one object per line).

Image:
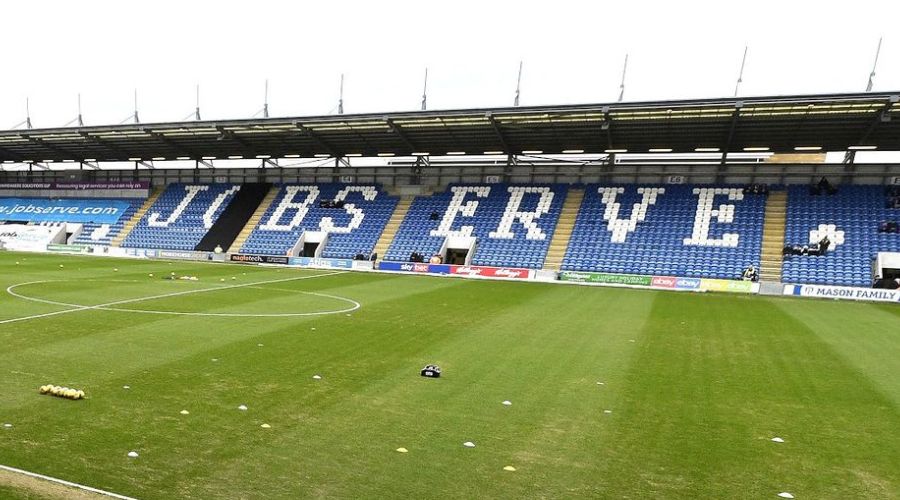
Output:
[
  {"xmin": 1, "ymin": 90, "xmax": 900, "ymax": 500},
  {"xmin": 2, "ymin": 179, "xmax": 898, "ymax": 286},
  {"xmin": 2, "ymin": 92, "xmax": 900, "ymax": 287}
]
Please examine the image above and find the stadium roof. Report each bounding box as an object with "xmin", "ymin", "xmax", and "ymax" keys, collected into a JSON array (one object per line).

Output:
[{"xmin": 0, "ymin": 92, "xmax": 898, "ymax": 164}]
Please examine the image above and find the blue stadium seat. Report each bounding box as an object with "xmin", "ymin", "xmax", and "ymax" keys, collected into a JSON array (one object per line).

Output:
[
  {"xmin": 70, "ymin": 199, "xmax": 142, "ymax": 246},
  {"xmin": 240, "ymin": 184, "xmax": 398, "ymax": 258},
  {"xmin": 561, "ymin": 184, "xmax": 766, "ymax": 279},
  {"xmin": 122, "ymin": 184, "xmax": 239, "ymax": 250},
  {"xmin": 384, "ymin": 184, "xmax": 567, "ymax": 269},
  {"xmin": 783, "ymin": 185, "xmax": 900, "ymax": 287}
]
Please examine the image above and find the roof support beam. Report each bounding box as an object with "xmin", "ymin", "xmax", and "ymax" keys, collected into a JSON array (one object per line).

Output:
[
  {"xmin": 384, "ymin": 118, "xmax": 419, "ymax": 152},
  {"xmin": 0, "ymin": 144, "xmax": 20, "ymax": 162},
  {"xmin": 23, "ymin": 135, "xmax": 82, "ymax": 161},
  {"xmin": 145, "ymin": 129, "xmax": 203, "ymax": 160},
  {"xmin": 601, "ymin": 107, "xmax": 613, "ymax": 150},
  {"xmin": 843, "ymin": 95, "xmax": 897, "ymax": 183},
  {"xmin": 486, "ymin": 112, "xmax": 511, "ymax": 153},
  {"xmin": 293, "ymin": 123, "xmax": 338, "ymax": 157},
  {"xmin": 79, "ymin": 132, "xmax": 135, "ymax": 161},
  {"xmin": 215, "ymin": 126, "xmax": 253, "ymax": 151},
  {"xmin": 717, "ymin": 102, "xmax": 743, "ymax": 181},
  {"xmin": 855, "ymin": 95, "xmax": 897, "ymax": 146}
]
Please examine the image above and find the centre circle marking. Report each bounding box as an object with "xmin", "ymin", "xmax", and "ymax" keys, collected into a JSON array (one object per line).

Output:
[{"xmin": 7, "ymin": 279, "xmax": 361, "ymax": 318}]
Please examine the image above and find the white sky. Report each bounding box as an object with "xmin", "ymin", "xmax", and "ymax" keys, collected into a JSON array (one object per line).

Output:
[{"xmin": 1, "ymin": 0, "xmax": 898, "ymax": 129}]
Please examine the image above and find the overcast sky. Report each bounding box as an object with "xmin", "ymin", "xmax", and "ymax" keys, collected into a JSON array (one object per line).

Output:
[{"xmin": 0, "ymin": 0, "xmax": 897, "ymax": 130}]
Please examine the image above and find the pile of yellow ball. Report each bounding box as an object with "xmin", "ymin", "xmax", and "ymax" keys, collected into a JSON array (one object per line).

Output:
[{"xmin": 39, "ymin": 385, "xmax": 85, "ymax": 400}]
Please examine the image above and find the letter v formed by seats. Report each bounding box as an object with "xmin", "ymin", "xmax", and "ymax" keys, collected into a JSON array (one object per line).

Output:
[{"xmin": 598, "ymin": 187, "xmax": 665, "ymax": 243}]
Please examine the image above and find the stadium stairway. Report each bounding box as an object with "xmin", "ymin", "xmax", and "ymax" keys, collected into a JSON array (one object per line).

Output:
[
  {"xmin": 227, "ymin": 185, "xmax": 281, "ymax": 253},
  {"xmin": 110, "ymin": 187, "xmax": 163, "ymax": 247},
  {"xmin": 759, "ymin": 190, "xmax": 787, "ymax": 281},
  {"xmin": 542, "ymin": 188, "xmax": 584, "ymax": 270},
  {"xmin": 372, "ymin": 196, "xmax": 413, "ymax": 260},
  {"xmin": 195, "ymin": 183, "xmax": 271, "ymax": 252}
]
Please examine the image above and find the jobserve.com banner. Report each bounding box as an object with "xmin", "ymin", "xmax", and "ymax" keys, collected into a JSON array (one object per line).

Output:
[{"xmin": 0, "ymin": 198, "xmax": 131, "ymax": 224}]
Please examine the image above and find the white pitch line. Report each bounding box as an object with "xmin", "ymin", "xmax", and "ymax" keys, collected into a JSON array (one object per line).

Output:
[
  {"xmin": 0, "ymin": 463, "xmax": 138, "ymax": 500},
  {"xmin": 0, "ymin": 306, "xmax": 92, "ymax": 326},
  {"xmin": 1, "ymin": 271, "xmax": 347, "ymax": 325}
]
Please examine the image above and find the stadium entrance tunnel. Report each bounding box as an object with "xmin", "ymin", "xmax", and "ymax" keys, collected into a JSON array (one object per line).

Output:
[
  {"xmin": 6, "ymin": 279, "xmax": 361, "ymax": 319},
  {"xmin": 446, "ymin": 248, "xmax": 469, "ymax": 265}
]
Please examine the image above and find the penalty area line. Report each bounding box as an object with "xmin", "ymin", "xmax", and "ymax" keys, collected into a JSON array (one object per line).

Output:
[{"xmin": 0, "ymin": 463, "xmax": 138, "ymax": 500}]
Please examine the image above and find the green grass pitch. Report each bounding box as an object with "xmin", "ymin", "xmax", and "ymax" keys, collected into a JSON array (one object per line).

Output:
[{"xmin": 0, "ymin": 251, "xmax": 898, "ymax": 499}]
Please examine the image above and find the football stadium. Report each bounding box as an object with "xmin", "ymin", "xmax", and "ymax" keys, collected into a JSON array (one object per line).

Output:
[{"xmin": 2, "ymin": 3, "xmax": 900, "ymax": 499}]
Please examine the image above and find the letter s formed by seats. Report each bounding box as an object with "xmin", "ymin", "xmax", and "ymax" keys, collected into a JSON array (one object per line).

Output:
[{"xmin": 319, "ymin": 186, "xmax": 377, "ymax": 234}]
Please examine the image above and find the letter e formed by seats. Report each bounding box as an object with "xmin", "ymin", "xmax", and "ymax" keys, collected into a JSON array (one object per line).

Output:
[
  {"xmin": 430, "ymin": 186, "xmax": 490, "ymax": 238},
  {"xmin": 682, "ymin": 188, "xmax": 742, "ymax": 247}
]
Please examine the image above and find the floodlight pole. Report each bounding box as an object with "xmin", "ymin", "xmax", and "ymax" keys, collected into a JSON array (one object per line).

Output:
[
  {"xmin": 263, "ymin": 79, "xmax": 270, "ymax": 118},
  {"xmin": 421, "ymin": 68, "xmax": 428, "ymax": 111},
  {"xmin": 121, "ymin": 89, "xmax": 140, "ymax": 124},
  {"xmin": 77, "ymin": 93, "xmax": 84, "ymax": 126},
  {"xmin": 618, "ymin": 54, "xmax": 628, "ymax": 102},
  {"xmin": 133, "ymin": 88, "xmax": 140, "ymax": 123},
  {"xmin": 514, "ymin": 61, "xmax": 523, "ymax": 106},
  {"xmin": 26, "ymin": 98, "xmax": 32, "ymax": 129},
  {"xmin": 10, "ymin": 99, "xmax": 34, "ymax": 129},
  {"xmin": 734, "ymin": 46, "xmax": 748, "ymax": 97},
  {"xmin": 866, "ymin": 37, "xmax": 882, "ymax": 92},
  {"xmin": 195, "ymin": 84, "xmax": 202, "ymax": 121},
  {"xmin": 338, "ymin": 74, "xmax": 345, "ymax": 115}
]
